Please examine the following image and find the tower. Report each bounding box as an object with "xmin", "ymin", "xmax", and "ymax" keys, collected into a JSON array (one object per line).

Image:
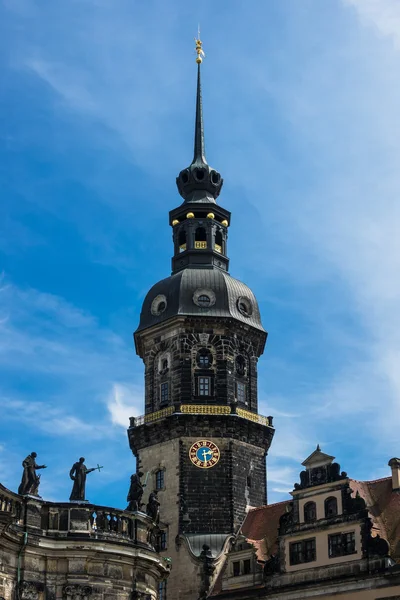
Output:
[{"xmin": 128, "ymin": 39, "xmax": 274, "ymax": 600}]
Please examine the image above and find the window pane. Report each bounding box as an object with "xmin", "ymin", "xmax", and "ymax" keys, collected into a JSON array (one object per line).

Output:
[
  {"xmin": 304, "ymin": 502, "xmax": 316, "ymax": 522},
  {"xmin": 156, "ymin": 470, "xmax": 164, "ymax": 490},
  {"xmin": 290, "ymin": 539, "xmax": 316, "ymax": 565},
  {"xmin": 243, "ymin": 559, "xmax": 251, "ymax": 575},
  {"xmin": 199, "ymin": 377, "xmax": 210, "ymax": 396},
  {"xmin": 325, "ymin": 497, "xmax": 338, "ymax": 517},
  {"xmin": 160, "ymin": 382, "xmax": 169, "ymax": 404},
  {"xmin": 233, "ymin": 561, "xmax": 240, "ymax": 577},
  {"xmin": 236, "ymin": 381, "xmax": 246, "ymax": 403}
]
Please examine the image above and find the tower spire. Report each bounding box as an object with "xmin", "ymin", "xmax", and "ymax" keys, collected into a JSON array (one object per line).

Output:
[
  {"xmin": 193, "ymin": 36, "xmax": 207, "ymax": 165},
  {"xmin": 176, "ymin": 35, "xmax": 223, "ymax": 203}
]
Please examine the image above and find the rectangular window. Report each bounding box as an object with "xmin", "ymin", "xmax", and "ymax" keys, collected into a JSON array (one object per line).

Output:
[
  {"xmin": 160, "ymin": 382, "xmax": 169, "ymax": 405},
  {"xmin": 232, "ymin": 561, "xmax": 240, "ymax": 577},
  {"xmin": 156, "ymin": 470, "xmax": 165, "ymax": 490},
  {"xmin": 289, "ymin": 538, "xmax": 316, "ymax": 565},
  {"xmin": 198, "ymin": 377, "xmax": 211, "ymax": 396},
  {"xmin": 158, "ymin": 530, "xmax": 167, "ymax": 551},
  {"xmin": 329, "ymin": 532, "xmax": 356, "ymax": 558},
  {"xmin": 235, "ymin": 381, "xmax": 246, "ymax": 403},
  {"xmin": 243, "ymin": 559, "xmax": 251, "ymax": 575},
  {"xmin": 158, "ymin": 581, "xmax": 167, "ymax": 600}
]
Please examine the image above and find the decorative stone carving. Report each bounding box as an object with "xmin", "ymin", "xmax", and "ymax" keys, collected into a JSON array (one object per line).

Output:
[
  {"xmin": 19, "ymin": 582, "xmax": 43, "ymax": 600},
  {"xmin": 63, "ymin": 585, "xmax": 92, "ymax": 600},
  {"xmin": 199, "ymin": 333, "xmax": 210, "ymax": 345}
]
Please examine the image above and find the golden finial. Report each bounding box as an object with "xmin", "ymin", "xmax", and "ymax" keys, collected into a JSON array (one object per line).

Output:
[{"xmin": 195, "ymin": 27, "xmax": 205, "ymax": 64}]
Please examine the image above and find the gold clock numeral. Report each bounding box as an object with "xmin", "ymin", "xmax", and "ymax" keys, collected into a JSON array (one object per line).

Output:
[{"xmin": 189, "ymin": 440, "xmax": 221, "ymax": 469}]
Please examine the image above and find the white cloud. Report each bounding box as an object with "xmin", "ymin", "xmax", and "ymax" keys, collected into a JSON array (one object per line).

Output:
[
  {"xmin": 107, "ymin": 382, "xmax": 143, "ymax": 427},
  {"xmin": 343, "ymin": 0, "xmax": 400, "ymax": 49}
]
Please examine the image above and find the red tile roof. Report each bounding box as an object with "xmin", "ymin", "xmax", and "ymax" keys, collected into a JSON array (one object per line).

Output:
[
  {"xmin": 240, "ymin": 500, "xmax": 290, "ymax": 562},
  {"xmin": 349, "ymin": 477, "xmax": 400, "ymax": 559}
]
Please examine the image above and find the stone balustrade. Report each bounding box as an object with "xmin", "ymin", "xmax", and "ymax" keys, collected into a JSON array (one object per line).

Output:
[
  {"xmin": 130, "ymin": 404, "xmax": 273, "ymax": 428},
  {"xmin": 0, "ymin": 483, "xmax": 158, "ymax": 551}
]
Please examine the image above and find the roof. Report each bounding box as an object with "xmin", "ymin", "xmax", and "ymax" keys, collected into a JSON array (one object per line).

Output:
[
  {"xmin": 349, "ymin": 477, "xmax": 400, "ymax": 559},
  {"xmin": 302, "ymin": 446, "xmax": 335, "ymax": 468},
  {"xmin": 240, "ymin": 501, "xmax": 290, "ymax": 562},
  {"xmin": 209, "ymin": 502, "xmax": 289, "ymax": 598},
  {"xmin": 135, "ymin": 267, "xmax": 266, "ymax": 336}
]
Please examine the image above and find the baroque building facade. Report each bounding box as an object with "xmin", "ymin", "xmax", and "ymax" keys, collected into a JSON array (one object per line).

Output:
[
  {"xmin": 0, "ymin": 483, "xmax": 170, "ymax": 600},
  {"xmin": 128, "ymin": 41, "xmax": 274, "ymax": 600},
  {"xmin": 210, "ymin": 449, "xmax": 400, "ymax": 599}
]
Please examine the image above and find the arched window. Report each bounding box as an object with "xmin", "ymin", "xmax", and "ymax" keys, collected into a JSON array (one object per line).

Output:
[
  {"xmin": 304, "ymin": 501, "xmax": 316, "ymax": 523},
  {"xmin": 197, "ymin": 349, "xmax": 213, "ymax": 368},
  {"xmin": 215, "ymin": 229, "xmax": 223, "ymax": 253},
  {"xmin": 195, "ymin": 227, "xmax": 207, "ymax": 249},
  {"xmin": 325, "ymin": 496, "xmax": 338, "ymax": 518},
  {"xmin": 179, "ymin": 229, "xmax": 187, "ymax": 252}
]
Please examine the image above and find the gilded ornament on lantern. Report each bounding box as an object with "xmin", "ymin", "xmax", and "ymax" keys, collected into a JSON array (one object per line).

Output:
[
  {"xmin": 207, "ymin": 213, "xmax": 215, "ymax": 219},
  {"xmin": 172, "ymin": 219, "xmax": 179, "ymax": 226},
  {"xmin": 222, "ymin": 219, "xmax": 229, "ymax": 226},
  {"xmin": 195, "ymin": 32, "xmax": 205, "ymax": 64},
  {"xmin": 186, "ymin": 212, "xmax": 195, "ymax": 219}
]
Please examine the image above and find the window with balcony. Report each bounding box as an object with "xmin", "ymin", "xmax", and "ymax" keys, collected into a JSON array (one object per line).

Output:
[
  {"xmin": 325, "ymin": 496, "xmax": 338, "ymax": 518},
  {"xmin": 289, "ymin": 538, "xmax": 316, "ymax": 565},
  {"xmin": 328, "ymin": 532, "xmax": 356, "ymax": 558},
  {"xmin": 304, "ymin": 501, "xmax": 317, "ymax": 523}
]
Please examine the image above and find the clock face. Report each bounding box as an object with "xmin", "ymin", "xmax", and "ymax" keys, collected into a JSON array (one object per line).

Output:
[{"xmin": 189, "ymin": 440, "xmax": 220, "ymax": 469}]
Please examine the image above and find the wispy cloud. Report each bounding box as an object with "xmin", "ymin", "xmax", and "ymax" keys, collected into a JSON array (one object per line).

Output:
[{"xmin": 2, "ymin": 0, "xmax": 400, "ymax": 507}]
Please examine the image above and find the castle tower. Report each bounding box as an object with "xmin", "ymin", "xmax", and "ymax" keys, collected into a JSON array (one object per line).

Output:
[{"xmin": 128, "ymin": 39, "xmax": 274, "ymax": 600}]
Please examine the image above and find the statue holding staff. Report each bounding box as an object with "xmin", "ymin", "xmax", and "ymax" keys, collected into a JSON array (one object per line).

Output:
[
  {"xmin": 18, "ymin": 452, "xmax": 47, "ymax": 496},
  {"xmin": 126, "ymin": 471, "xmax": 145, "ymax": 512},
  {"xmin": 69, "ymin": 457, "xmax": 103, "ymax": 501}
]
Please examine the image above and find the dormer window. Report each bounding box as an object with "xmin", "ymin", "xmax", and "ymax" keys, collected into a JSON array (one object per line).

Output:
[
  {"xmin": 304, "ymin": 501, "xmax": 317, "ymax": 523},
  {"xmin": 197, "ymin": 295, "xmax": 211, "ymax": 307},
  {"xmin": 325, "ymin": 496, "xmax": 338, "ymax": 518}
]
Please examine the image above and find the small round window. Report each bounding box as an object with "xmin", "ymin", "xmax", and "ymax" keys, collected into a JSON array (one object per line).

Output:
[
  {"xmin": 193, "ymin": 288, "xmax": 216, "ymax": 308},
  {"xmin": 151, "ymin": 294, "xmax": 168, "ymax": 316},
  {"xmin": 197, "ymin": 294, "xmax": 210, "ymax": 307},
  {"xmin": 237, "ymin": 296, "xmax": 253, "ymax": 317}
]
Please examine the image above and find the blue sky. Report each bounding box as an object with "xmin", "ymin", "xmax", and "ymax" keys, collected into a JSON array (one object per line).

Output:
[{"xmin": 1, "ymin": 0, "xmax": 400, "ymax": 507}]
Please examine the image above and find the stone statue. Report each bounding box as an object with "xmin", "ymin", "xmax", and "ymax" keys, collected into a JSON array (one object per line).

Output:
[
  {"xmin": 69, "ymin": 457, "xmax": 96, "ymax": 501},
  {"xmin": 127, "ymin": 472, "xmax": 145, "ymax": 512},
  {"xmin": 146, "ymin": 490, "xmax": 160, "ymax": 523},
  {"xmin": 18, "ymin": 452, "xmax": 47, "ymax": 496}
]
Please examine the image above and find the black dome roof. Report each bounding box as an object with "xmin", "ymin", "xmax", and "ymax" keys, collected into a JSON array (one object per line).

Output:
[{"xmin": 135, "ymin": 268, "xmax": 265, "ymax": 334}]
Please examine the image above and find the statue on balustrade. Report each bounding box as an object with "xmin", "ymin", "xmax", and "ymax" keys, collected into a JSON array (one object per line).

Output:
[
  {"xmin": 127, "ymin": 471, "xmax": 145, "ymax": 512},
  {"xmin": 18, "ymin": 452, "xmax": 47, "ymax": 496},
  {"xmin": 146, "ymin": 490, "xmax": 160, "ymax": 524},
  {"xmin": 69, "ymin": 457, "xmax": 96, "ymax": 501}
]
